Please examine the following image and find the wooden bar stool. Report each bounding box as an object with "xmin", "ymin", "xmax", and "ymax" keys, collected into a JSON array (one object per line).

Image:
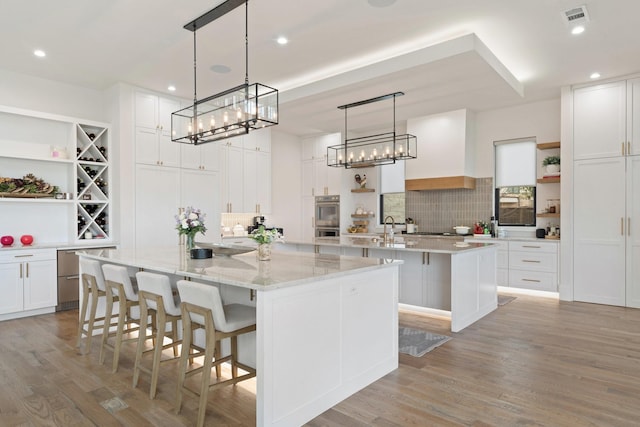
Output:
[
  {"xmin": 76, "ymin": 258, "xmax": 117, "ymax": 354},
  {"xmin": 175, "ymin": 280, "xmax": 256, "ymax": 427},
  {"xmin": 100, "ymin": 263, "xmax": 141, "ymax": 373},
  {"xmin": 133, "ymin": 271, "xmax": 182, "ymax": 399}
]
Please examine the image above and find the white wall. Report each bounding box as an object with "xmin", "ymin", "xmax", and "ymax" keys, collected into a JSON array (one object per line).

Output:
[
  {"xmin": 474, "ymin": 99, "xmax": 561, "ymax": 177},
  {"xmin": 0, "ymin": 69, "xmax": 105, "ymax": 121},
  {"xmin": 270, "ymin": 130, "xmax": 302, "ymax": 240}
]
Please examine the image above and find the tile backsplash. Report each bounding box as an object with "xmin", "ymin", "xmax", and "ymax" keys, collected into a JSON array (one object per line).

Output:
[{"xmin": 405, "ymin": 177, "xmax": 493, "ymax": 232}]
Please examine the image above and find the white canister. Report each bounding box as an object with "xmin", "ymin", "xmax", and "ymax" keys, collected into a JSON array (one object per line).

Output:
[
  {"xmin": 233, "ymin": 223, "xmax": 245, "ymax": 237},
  {"xmin": 406, "ymin": 224, "xmax": 416, "ymax": 233}
]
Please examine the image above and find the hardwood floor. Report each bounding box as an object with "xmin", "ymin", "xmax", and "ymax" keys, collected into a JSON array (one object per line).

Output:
[{"xmin": 2, "ymin": 293, "xmax": 640, "ymax": 426}]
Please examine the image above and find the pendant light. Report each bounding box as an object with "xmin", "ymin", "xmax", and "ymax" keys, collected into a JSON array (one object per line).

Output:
[
  {"xmin": 327, "ymin": 92, "xmax": 417, "ymax": 168},
  {"xmin": 171, "ymin": 0, "xmax": 278, "ymax": 145}
]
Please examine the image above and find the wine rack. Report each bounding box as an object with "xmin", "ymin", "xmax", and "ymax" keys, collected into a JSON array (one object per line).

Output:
[{"xmin": 76, "ymin": 124, "xmax": 110, "ymax": 240}]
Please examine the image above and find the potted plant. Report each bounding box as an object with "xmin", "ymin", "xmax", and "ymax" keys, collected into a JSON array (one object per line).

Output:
[
  {"xmin": 542, "ymin": 155, "xmax": 560, "ymax": 174},
  {"xmin": 249, "ymin": 225, "xmax": 283, "ymax": 261}
]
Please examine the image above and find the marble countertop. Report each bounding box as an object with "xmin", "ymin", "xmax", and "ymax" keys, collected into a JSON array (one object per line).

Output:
[
  {"xmin": 77, "ymin": 246, "xmax": 400, "ymax": 291},
  {"xmin": 284, "ymin": 235, "xmax": 497, "ymax": 254}
]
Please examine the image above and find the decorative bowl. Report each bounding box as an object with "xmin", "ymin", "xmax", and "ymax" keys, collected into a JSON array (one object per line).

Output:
[
  {"xmin": 453, "ymin": 226, "xmax": 470, "ymax": 235},
  {"xmin": 20, "ymin": 235, "xmax": 34, "ymax": 245},
  {"xmin": 1, "ymin": 235, "xmax": 14, "ymax": 246}
]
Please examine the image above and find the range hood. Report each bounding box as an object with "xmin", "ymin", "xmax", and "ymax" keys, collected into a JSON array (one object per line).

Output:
[{"xmin": 404, "ymin": 109, "xmax": 476, "ymax": 191}]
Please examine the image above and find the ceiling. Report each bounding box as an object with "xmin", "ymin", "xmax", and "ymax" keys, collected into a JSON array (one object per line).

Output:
[{"xmin": 2, "ymin": 0, "xmax": 640, "ymax": 137}]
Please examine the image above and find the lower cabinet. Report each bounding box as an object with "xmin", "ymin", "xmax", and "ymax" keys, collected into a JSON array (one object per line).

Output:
[{"xmin": 0, "ymin": 248, "xmax": 57, "ymax": 319}]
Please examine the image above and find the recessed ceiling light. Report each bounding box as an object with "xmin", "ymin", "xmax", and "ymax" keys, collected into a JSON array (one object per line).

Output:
[
  {"xmin": 210, "ymin": 64, "xmax": 231, "ymax": 74},
  {"xmin": 571, "ymin": 25, "xmax": 585, "ymax": 35},
  {"xmin": 276, "ymin": 36, "xmax": 288, "ymax": 45},
  {"xmin": 33, "ymin": 49, "xmax": 46, "ymax": 58},
  {"xmin": 168, "ymin": 85, "xmax": 176, "ymax": 92},
  {"xmin": 590, "ymin": 72, "xmax": 601, "ymax": 79},
  {"xmin": 368, "ymin": 0, "xmax": 396, "ymax": 7}
]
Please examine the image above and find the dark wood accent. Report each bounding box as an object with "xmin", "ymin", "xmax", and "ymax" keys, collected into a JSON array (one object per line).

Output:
[
  {"xmin": 537, "ymin": 141, "xmax": 561, "ymax": 150},
  {"xmin": 538, "ymin": 177, "xmax": 560, "ymax": 183},
  {"xmin": 405, "ymin": 176, "xmax": 476, "ymax": 191},
  {"xmin": 351, "ymin": 188, "xmax": 375, "ymax": 193},
  {"xmin": 3, "ymin": 293, "xmax": 640, "ymax": 425}
]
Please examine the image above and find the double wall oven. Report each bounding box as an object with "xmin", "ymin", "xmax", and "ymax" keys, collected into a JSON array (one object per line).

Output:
[{"xmin": 315, "ymin": 195, "xmax": 340, "ymax": 238}]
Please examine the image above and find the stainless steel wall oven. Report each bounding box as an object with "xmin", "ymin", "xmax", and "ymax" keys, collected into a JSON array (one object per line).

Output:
[{"xmin": 315, "ymin": 195, "xmax": 340, "ymax": 238}]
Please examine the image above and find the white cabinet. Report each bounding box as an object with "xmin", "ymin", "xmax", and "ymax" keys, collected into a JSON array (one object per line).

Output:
[
  {"xmin": 0, "ymin": 249, "xmax": 57, "ymax": 319},
  {"xmin": 508, "ymin": 241, "xmax": 558, "ymax": 292},
  {"xmin": 180, "ymin": 168, "xmax": 221, "ymax": 243},
  {"xmin": 572, "ymin": 77, "xmax": 640, "ymax": 307},
  {"xmin": 467, "ymin": 238, "xmax": 509, "ymax": 286},
  {"xmin": 135, "ymin": 92, "xmax": 181, "ymax": 167},
  {"xmin": 220, "ymin": 138, "xmax": 245, "ymax": 213},
  {"xmin": 181, "ymin": 142, "xmax": 220, "ymax": 171},
  {"xmin": 301, "ymin": 134, "xmax": 342, "ymax": 197}
]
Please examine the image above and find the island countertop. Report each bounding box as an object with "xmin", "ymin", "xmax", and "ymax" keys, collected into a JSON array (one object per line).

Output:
[
  {"xmin": 282, "ymin": 235, "xmax": 496, "ymax": 254},
  {"xmin": 77, "ymin": 246, "xmax": 400, "ymax": 291}
]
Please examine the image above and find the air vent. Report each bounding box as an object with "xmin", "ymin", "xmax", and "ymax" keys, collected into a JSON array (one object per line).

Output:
[{"xmin": 562, "ymin": 5, "xmax": 590, "ymax": 25}]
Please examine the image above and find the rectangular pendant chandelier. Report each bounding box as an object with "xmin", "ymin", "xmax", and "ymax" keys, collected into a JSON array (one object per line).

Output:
[
  {"xmin": 171, "ymin": 0, "xmax": 278, "ymax": 146},
  {"xmin": 327, "ymin": 92, "xmax": 417, "ymax": 169},
  {"xmin": 172, "ymin": 82, "xmax": 278, "ymax": 145}
]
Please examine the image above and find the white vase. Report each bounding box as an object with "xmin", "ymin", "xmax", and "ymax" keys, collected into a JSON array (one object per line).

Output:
[
  {"xmin": 257, "ymin": 243, "xmax": 272, "ymax": 261},
  {"xmin": 545, "ymin": 164, "xmax": 560, "ymax": 174}
]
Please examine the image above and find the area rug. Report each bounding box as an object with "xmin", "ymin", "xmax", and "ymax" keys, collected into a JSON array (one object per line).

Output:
[
  {"xmin": 498, "ymin": 295, "xmax": 517, "ymax": 306},
  {"xmin": 399, "ymin": 327, "xmax": 452, "ymax": 357}
]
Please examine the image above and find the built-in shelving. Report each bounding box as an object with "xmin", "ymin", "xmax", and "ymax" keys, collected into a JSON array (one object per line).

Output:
[
  {"xmin": 537, "ymin": 177, "xmax": 560, "ymax": 184},
  {"xmin": 351, "ymin": 188, "xmax": 375, "ymax": 193},
  {"xmin": 537, "ymin": 141, "xmax": 560, "ymax": 150},
  {"xmin": 536, "ymin": 213, "xmax": 560, "ymax": 218}
]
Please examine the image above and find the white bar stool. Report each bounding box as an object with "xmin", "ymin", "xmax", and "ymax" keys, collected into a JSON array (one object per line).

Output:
[
  {"xmin": 100, "ymin": 263, "xmax": 141, "ymax": 373},
  {"xmin": 76, "ymin": 258, "xmax": 117, "ymax": 354},
  {"xmin": 175, "ymin": 280, "xmax": 256, "ymax": 427},
  {"xmin": 133, "ymin": 271, "xmax": 182, "ymax": 399}
]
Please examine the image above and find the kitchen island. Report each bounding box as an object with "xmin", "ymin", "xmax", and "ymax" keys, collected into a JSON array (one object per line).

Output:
[
  {"xmin": 78, "ymin": 247, "xmax": 400, "ymax": 427},
  {"xmin": 276, "ymin": 235, "xmax": 498, "ymax": 332}
]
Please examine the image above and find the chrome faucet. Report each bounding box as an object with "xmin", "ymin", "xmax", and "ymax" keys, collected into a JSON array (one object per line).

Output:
[{"xmin": 383, "ymin": 215, "xmax": 395, "ymax": 244}]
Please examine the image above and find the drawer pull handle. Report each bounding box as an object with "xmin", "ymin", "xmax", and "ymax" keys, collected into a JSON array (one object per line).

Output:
[
  {"xmin": 522, "ymin": 245, "xmax": 541, "ymax": 249},
  {"xmin": 522, "ymin": 278, "xmax": 541, "ymax": 283},
  {"xmin": 14, "ymin": 254, "xmax": 34, "ymax": 258},
  {"xmin": 66, "ymin": 275, "xmax": 80, "ymax": 280},
  {"xmin": 522, "ymin": 260, "xmax": 541, "ymax": 263}
]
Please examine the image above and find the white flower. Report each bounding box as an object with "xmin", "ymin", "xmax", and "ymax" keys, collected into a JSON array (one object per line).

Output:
[
  {"xmin": 188, "ymin": 213, "xmax": 198, "ymax": 220},
  {"xmin": 192, "ymin": 220, "xmax": 200, "ymax": 227},
  {"xmin": 181, "ymin": 220, "xmax": 189, "ymax": 229}
]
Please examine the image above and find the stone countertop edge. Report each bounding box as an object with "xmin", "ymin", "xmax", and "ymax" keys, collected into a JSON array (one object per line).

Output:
[{"xmin": 77, "ymin": 248, "xmax": 402, "ymax": 292}]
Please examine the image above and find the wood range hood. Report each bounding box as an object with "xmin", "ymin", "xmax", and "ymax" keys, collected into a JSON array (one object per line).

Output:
[{"xmin": 405, "ymin": 175, "xmax": 476, "ymax": 191}]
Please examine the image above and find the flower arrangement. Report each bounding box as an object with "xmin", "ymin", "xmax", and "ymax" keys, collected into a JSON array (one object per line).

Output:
[
  {"xmin": 542, "ymin": 155, "xmax": 560, "ymax": 166},
  {"xmin": 249, "ymin": 225, "xmax": 282, "ymax": 245},
  {"xmin": 175, "ymin": 207, "xmax": 206, "ymax": 250}
]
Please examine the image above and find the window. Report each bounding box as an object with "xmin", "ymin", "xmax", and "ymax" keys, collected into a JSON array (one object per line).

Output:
[
  {"xmin": 494, "ymin": 138, "xmax": 537, "ymax": 226},
  {"xmin": 379, "ymin": 161, "xmax": 405, "ymax": 224}
]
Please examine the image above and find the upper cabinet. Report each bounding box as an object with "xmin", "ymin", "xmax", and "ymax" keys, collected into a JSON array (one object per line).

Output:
[
  {"xmin": 405, "ymin": 109, "xmax": 476, "ymax": 190},
  {"xmin": 301, "ymin": 133, "xmax": 342, "ymax": 196},
  {"xmin": 135, "ymin": 92, "xmax": 181, "ymax": 167}
]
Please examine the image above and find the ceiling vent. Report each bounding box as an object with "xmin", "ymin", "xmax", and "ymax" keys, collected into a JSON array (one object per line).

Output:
[{"xmin": 562, "ymin": 5, "xmax": 590, "ymax": 25}]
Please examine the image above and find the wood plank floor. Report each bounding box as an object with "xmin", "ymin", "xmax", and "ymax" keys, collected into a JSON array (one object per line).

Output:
[{"xmin": 2, "ymin": 292, "xmax": 640, "ymax": 426}]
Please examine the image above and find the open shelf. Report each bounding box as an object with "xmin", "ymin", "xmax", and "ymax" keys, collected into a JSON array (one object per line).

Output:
[
  {"xmin": 537, "ymin": 213, "xmax": 560, "ymax": 218},
  {"xmin": 537, "ymin": 177, "xmax": 560, "ymax": 184},
  {"xmin": 537, "ymin": 141, "xmax": 560, "ymax": 150},
  {"xmin": 351, "ymin": 188, "xmax": 375, "ymax": 193}
]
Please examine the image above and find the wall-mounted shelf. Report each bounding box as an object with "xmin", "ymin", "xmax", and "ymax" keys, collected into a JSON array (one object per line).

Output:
[
  {"xmin": 537, "ymin": 141, "xmax": 560, "ymax": 150},
  {"xmin": 537, "ymin": 177, "xmax": 560, "ymax": 184},
  {"xmin": 351, "ymin": 213, "xmax": 374, "ymax": 218},
  {"xmin": 537, "ymin": 213, "xmax": 560, "ymax": 218},
  {"xmin": 351, "ymin": 188, "xmax": 375, "ymax": 193}
]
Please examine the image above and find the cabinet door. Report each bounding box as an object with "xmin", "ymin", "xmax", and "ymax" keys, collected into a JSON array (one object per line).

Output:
[
  {"xmin": 222, "ymin": 145, "xmax": 244, "ymax": 213},
  {"xmin": 200, "ymin": 143, "xmax": 220, "ymax": 171},
  {"xmin": 301, "ymin": 159, "xmax": 314, "ymax": 197},
  {"xmin": 314, "ymin": 158, "xmax": 328, "ymax": 196},
  {"xmin": 181, "ymin": 169, "xmax": 220, "ymax": 243},
  {"xmin": 573, "ymin": 81, "xmax": 627, "ymax": 160},
  {"xmin": 301, "ymin": 196, "xmax": 315, "ymax": 241},
  {"xmin": 243, "ymin": 149, "xmax": 258, "ymax": 213},
  {"xmin": 23, "ymin": 259, "xmax": 57, "ymax": 310},
  {"xmin": 0, "ymin": 262, "xmax": 23, "ymax": 314},
  {"xmin": 256, "ymin": 150, "xmax": 272, "ymax": 214},
  {"xmin": 627, "ymin": 156, "xmax": 640, "ymax": 307},
  {"xmin": 573, "ymin": 157, "xmax": 626, "ymax": 305},
  {"xmin": 394, "ymin": 251, "xmax": 424, "ymax": 306},
  {"xmin": 135, "ymin": 164, "xmax": 181, "ymax": 248},
  {"xmin": 628, "ymin": 78, "xmax": 640, "ymax": 156},
  {"xmin": 181, "ymin": 144, "xmax": 202, "ymax": 170},
  {"xmin": 158, "ymin": 98, "xmax": 179, "ymax": 132},
  {"xmin": 135, "ymin": 92, "xmax": 158, "ymax": 129},
  {"xmin": 135, "ymin": 127, "xmax": 159, "ymax": 165},
  {"xmin": 158, "ymin": 129, "xmax": 181, "ymax": 167}
]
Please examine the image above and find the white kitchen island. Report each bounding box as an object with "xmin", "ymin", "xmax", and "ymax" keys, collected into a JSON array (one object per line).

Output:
[
  {"xmin": 278, "ymin": 236, "xmax": 498, "ymax": 333},
  {"xmin": 78, "ymin": 247, "xmax": 400, "ymax": 427}
]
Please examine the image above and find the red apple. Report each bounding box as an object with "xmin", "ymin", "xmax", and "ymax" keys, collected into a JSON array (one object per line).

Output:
[
  {"xmin": 1, "ymin": 235, "xmax": 14, "ymax": 246},
  {"xmin": 20, "ymin": 235, "xmax": 34, "ymax": 246}
]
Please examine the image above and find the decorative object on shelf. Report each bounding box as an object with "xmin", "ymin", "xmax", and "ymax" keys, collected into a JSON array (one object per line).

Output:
[
  {"xmin": 542, "ymin": 155, "xmax": 560, "ymax": 175},
  {"xmin": 327, "ymin": 92, "xmax": 417, "ymax": 169},
  {"xmin": 171, "ymin": 0, "xmax": 278, "ymax": 146},
  {"xmin": 0, "ymin": 174, "xmax": 58, "ymax": 197},
  {"xmin": 354, "ymin": 173, "xmax": 367, "ymax": 188},
  {"xmin": 175, "ymin": 206, "xmax": 207, "ymax": 256},
  {"xmin": 1, "ymin": 235, "xmax": 14, "ymax": 247},
  {"xmin": 20, "ymin": 235, "xmax": 34, "ymax": 246},
  {"xmin": 249, "ymin": 225, "xmax": 283, "ymax": 261}
]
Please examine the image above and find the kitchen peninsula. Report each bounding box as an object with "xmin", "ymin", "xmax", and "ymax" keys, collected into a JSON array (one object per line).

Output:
[
  {"xmin": 78, "ymin": 247, "xmax": 400, "ymax": 427},
  {"xmin": 277, "ymin": 236, "xmax": 498, "ymax": 332}
]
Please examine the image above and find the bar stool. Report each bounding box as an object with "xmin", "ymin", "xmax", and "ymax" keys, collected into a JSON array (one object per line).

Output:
[
  {"xmin": 133, "ymin": 271, "xmax": 182, "ymax": 399},
  {"xmin": 76, "ymin": 258, "xmax": 117, "ymax": 354},
  {"xmin": 175, "ymin": 280, "xmax": 256, "ymax": 427},
  {"xmin": 100, "ymin": 263, "xmax": 141, "ymax": 373}
]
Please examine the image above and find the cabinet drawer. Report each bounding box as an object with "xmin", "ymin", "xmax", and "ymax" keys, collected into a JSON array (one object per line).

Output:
[
  {"xmin": 509, "ymin": 241, "xmax": 557, "ymax": 253},
  {"xmin": 509, "ymin": 252, "xmax": 557, "ymax": 272},
  {"xmin": 509, "ymin": 270, "xmax": 557, "ymax": 292},
  {"xmin": 57, "ymin": 250, "xmax": 79, "ymax": 276},
  {"xmin": 0, "ymin": 249, "xmax": 56, "ymax": 263}
]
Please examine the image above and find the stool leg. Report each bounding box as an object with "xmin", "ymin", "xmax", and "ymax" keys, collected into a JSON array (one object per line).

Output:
[
  {"xmin": 85, "ymin": 285, "xmax": 100, "ymax": 354},
  {"xmin": 172, "ymin": 318, "xmax": 179, "ymax": 357},
  {"xmin": 175, "ymin": 313, "xmax": 192, "ymax": 414},
  {"xmin": 197, "ymin": 326, "xmax": 216, "ymax": 427},
  {"xmin": 99, "ymin": 288, "xmax": 114, "ymax": 365},
  {"xmin": 112, "ymin": 288, "xmax": 127, "ymax": 373},
  {"xmin": 231, "ymin": 336, "xmax": 238, "ymax": 379},
  {"xmin": 150, "ymin": 307, "xmax": 167, "ymax": 399},
  {"xmin": 133, "ymin": 301, "xmax": 149, "ymax": 390},
  {"xmin": 75, "ymin": 280, "xmax": 90, "ymax": 349}
]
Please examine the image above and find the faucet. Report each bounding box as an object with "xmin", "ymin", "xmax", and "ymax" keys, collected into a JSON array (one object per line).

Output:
[{"xmin": 383, "ymin": 216, "xmax": 395, "ymax": 244}]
